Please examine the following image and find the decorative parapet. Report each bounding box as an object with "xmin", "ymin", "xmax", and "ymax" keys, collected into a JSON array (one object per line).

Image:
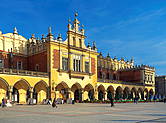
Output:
[
  {"xmin": 0, "ymin": 68, "xmax": 48, "ymax": 78},
  {"xmin": 97, "ymin": 79, "xmax": 145, "ymax": 86},
  {"xmin": 118, "ymin": 64, "xmax": 155, "ymax": 72}
]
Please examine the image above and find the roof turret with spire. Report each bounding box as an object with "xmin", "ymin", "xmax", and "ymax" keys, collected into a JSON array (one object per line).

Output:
[
  {"xmin": 47, "ymin": 27, "xmax": 54, "ymax": 41},
  {"xmin": 57, "ymin": 34, "xmax": 62, "ymax": 41},
  {"xmin": 13, "ymin": 27, "xmax": 18, "ymax": 34},
  {"xmin": 107, "ymin": 53, "xmax": 110, "ymax": 58},
  {"xmin": 92, "ymin": 41, "xmax": 97, "ymax": 51}
]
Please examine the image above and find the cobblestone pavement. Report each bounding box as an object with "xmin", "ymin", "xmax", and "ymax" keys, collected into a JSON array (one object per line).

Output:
[{"xmin": 0, "ymin": 102, "xmax": 166, "ymax": 123}]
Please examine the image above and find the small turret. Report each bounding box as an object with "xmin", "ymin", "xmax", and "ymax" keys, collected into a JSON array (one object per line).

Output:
[
  {"xmin": 130, "ymin": 57, "xmax": 134, "ymax": 66},
  {"xmin": 13, "ymin": 27, "xmax": 18, "ymax": 34},
  {"xmin": 57, "ymin": 34, "xmax": 62, "ymax": 41},
  {"xmin": 47, "ymin": 27, "xmax": 54, "ymax": 41},
  {"xmin": 130, "ymin": 57, "xmax": 134, "ymax": 63},
  {"xmin": 31, "ymin": 34, "xmax": 35, "ymax": 39},
  {"xmin": 121, "ymin": 57, "xmax": 124, "ymax": 61},
  {"xmin": 36, "ymin": 37, "xmax": 40, "ymax": 44},
  {"xmin": 98, "ymin": 52, "xmax": 103, "ymax": 58},
  {"xmin": 67, "ymin": 18, "xmax": 72, "ymax": 31},
  {"xmin": 80, "ymin": 24, "xmax": 85, "ymax": 35},
  {"xmin": 87, "ymin": 41, "xmax": 90, "ymax": 48},
  {"xmin": 92, "ymin": 41, "xmax": 97, "ymax": 51},
  {"xmin": 107, "ymin": 53, "xmax": 110, "ymax": 58},
  {"xmin": 114, "ymin": 56, "xmax": 117, "ymax": 60}
]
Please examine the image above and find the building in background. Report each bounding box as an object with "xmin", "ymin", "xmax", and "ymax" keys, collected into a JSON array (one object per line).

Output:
[
  {"xmin": 155, "ymin": 76, "xmax": 166, "ymax": 99},
  {"xmin": 0, "ymin": 13, "xmax": 155, "ymax": 104}
]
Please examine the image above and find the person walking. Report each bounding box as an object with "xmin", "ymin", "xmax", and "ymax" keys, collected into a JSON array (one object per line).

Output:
[
  {"xmin": 110, "ymin": 98, "xmax": 114, "ymax": 107},
  {"xmin": 1, "ymin": 98, "xmax": 5, "ymax": 108},
  {"xmin": 52, "ymin": 98, "xmax": 57, "ymax": 108},
  {"xmin": 164, "ymin": 98, "xmax": 166, "ymax": 103}
]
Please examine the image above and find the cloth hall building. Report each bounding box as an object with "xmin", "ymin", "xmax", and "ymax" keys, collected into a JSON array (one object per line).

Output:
[{"xmin": 0, "ymin": 14, "xmax": 155, "ymax": 104}]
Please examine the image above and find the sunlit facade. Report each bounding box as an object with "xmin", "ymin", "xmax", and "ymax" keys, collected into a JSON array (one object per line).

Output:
[{"xmin": 0, "ymin": 14, "xmax": 155, "ymax": 104}]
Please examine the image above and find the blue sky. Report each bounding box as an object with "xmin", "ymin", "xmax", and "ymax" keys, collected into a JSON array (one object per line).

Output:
[{"xmin": 0, "ymin": 0, "xmax": 166, "ymax": 75}]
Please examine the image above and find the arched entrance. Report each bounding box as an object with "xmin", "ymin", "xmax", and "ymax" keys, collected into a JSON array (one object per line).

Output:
[
  {"xmin": 84, "ymin": 84, "xmax": 94, "ymax": 101},
  {"xmin": 138, "ymin": 88, "xmax": 144, "ymax": 100},
  {"xmin": 98, "ymin": 85, "xmax": 105, "ymax": 101},
  {"xmin": 123, "ymin": 87, "xmax": 130, "ymax": 99},
  {"xmin": 107, "ymin": 85, "xmax": 114, "ymax": 100},
  {"xmin": 115, "ymin": 86, "xmax": 123, "ymax": 100},
  {"xmin": 34, "ymin": 80, "xmax": 48, "ymax": 103},
  {"xmin": 0, "ymin": 78, "xmax": 9, "ymax": 103},
  {"xmin": 13, "ymin": 79, "xmax": 30, "ymax": 104},
  {"xmin": 55, "ymin": 82, "xmax": 69, "ymax": 103},
  {"xmin": 71, "ymin": 83, "xmax": 82, "ymax": 103}
]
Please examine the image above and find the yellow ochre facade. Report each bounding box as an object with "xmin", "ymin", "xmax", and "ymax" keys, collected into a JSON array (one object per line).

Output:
[{"xmin": 0, "ymin": 13, "xmax": 155, "ymax": 104}]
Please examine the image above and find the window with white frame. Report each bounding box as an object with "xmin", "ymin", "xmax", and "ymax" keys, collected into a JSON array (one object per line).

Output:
[
  {"xmin": 17, "ymin": 61, "xmax": 22, "ymax": 70},
  {"xmin": 62, "ymin": 57, "xmax": 68, "ymax": 71},
  {"xmin": 73, "ymin": 55, "xmax": 81, "ymax": 72},
  {"xmin": 35, "ymin": 64, "xmax": 39, "ymax": 71},
  {"xmin": 85, "ymin": 61, "xmax": 89, "ymax": 73},
  {"xmin": 0, "ymin": 59, "xmax": 4, "ymax": 68}
]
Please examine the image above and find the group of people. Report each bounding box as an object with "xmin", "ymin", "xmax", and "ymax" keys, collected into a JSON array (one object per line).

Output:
[
  {"xmin": 51, "ymin": 98, "xmax": 75, "ymax": 108},
  {"xmin": 133, "ymin": 96, "xmax": 139, "ymax": 104},
  {"xmin": 1, "ymin": 98, "xmax": 12, "ymax": 108}
]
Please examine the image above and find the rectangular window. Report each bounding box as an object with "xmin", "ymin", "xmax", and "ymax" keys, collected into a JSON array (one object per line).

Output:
[
  {"xmin": 17, "ymin": 61, "xmax": 22, "ymax": 70},
  {"xmin": 35, "ymin": 64, "xmax": 39, "ymax": 71},
  {"xmin": 62, "ymin": 57, "xmax": 68, "ymax": 71},
  {"xmin": 79, "ymin": 39, "xmax": 82, "ymax": 48},
  {"xmin": 73, "ymin": 37, "xmax": 76, "ymax": 46},
  {"xmin": 0, "ymin": 59, "xmax": 4, "ymax": 68},
  {"xmin": 85, "ymin": 62, "xmax": 89, "ymax": 73},
  {"xmin": 73, "ymin": 59, "xmax": 81, "ymax": 72}
]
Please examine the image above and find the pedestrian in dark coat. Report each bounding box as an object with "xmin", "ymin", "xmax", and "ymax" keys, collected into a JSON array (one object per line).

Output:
[
  {"xmin": 2, "ymin": 98, "xmax": 4, "ymax": 107},
  {"xmin": 164, "ymin": 98, "xmax": 166, "ymax": 103},
  {"xmin": 52, "ymin": 98, "xmax": 57, "ymax": 108},
  {"xmin": 110, "ymin": 98, "xmax": 114, "ymax": 107}
]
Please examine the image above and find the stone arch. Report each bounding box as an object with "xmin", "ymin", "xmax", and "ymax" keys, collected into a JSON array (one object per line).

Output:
[
  {"xmin": 0, "ymin": 77, "xmax": 9, "ymax": 90},
  {"xmin": 123, "ymin": 87, "xmax": 130, "ymax": 99},
  {"xmin": 57, "ymin": 81, "xmax": 69, "ymax": 89},
  {"xmin": 14, "ymin": 79, "xmax": 31, "ymax": 90},
  {"xmin": 107, "ymin": 85, "xmax": 115, "ymax": 100},
  {"xmin": 0, "ymin": 77, "xmax": 9, "ymax": 103},
  {"xmin": 71, "ymin": 83, "xmax": 82, "ymax": 92},
  {"xmin": 115, "ymin": 86, "xmax": 123, "ymax": 100},
  {"xmin": 98, "ymin": 84, "xmax": 105, "ymax": 101},
  {"xmin": 13, "ymin": 79, "xmax": 31, "ymax": 104},
  {"xmin": 34, "ymin": 80, "xmax": 48, "ymax": 103},
  {"xmin": 71, "ymin": 83, "xmax": 83, "ymax": 102},
  {"xmin": 84, "ymin": 84, "xmax": 94, "ymax": 101},
  {"xmin": 55, "ymin": 81, "xmax": 70, "ymax": 102},
  {"xmin": 138, "ymin": 88, "xmax": 144, "ymax": 100}
]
